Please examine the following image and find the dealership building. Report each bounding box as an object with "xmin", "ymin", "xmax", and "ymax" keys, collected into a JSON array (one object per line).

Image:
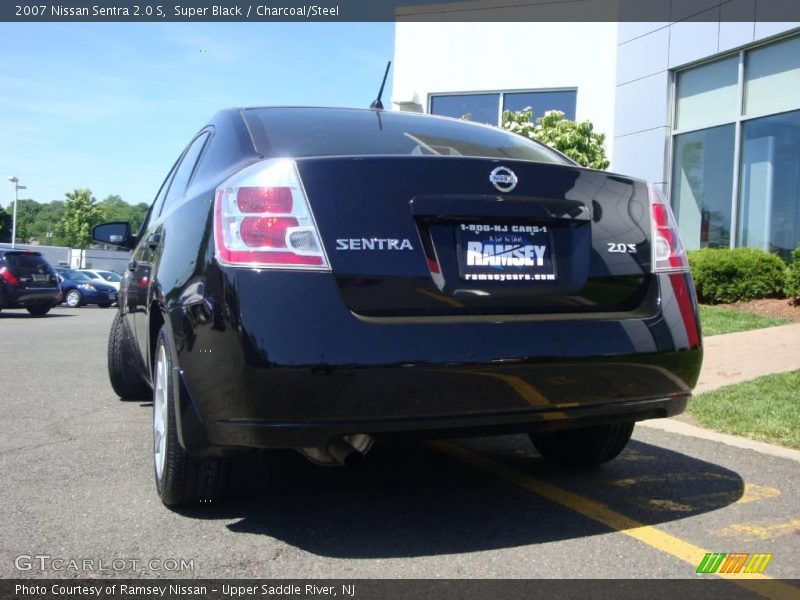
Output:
[{"xmin": 391, "ymin": 11, "xmax": 800, "ymax": 259}]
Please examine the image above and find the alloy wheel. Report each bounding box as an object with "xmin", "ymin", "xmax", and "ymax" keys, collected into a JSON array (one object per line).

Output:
[{"xmin": 153, "ymin": 344, "xmax": 169, "ymax": 481}]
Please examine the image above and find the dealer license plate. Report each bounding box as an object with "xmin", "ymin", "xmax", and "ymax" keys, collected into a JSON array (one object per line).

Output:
[{"xmin": 456, "ymin": 223, "xmax": 555, "ymax": 282}]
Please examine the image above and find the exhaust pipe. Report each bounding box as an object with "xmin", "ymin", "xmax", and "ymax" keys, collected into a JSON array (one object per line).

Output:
[
  {"xmin": 299, "ymin": 434, "xmax": 373, "ymax": 467},
  {"xmin": 326, "ymin": 438, "xmax": 363, "ymax": 468}
]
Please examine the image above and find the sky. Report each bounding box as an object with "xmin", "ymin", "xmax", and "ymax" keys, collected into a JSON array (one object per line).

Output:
[{"xmin": 0, "ymin": 22, "xmax": 394, "ymax": 208}]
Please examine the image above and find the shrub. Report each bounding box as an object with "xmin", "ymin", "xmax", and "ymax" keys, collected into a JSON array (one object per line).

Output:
[
  {"xmin": 501, "ymin": 109, "xmax": 610, "ymax": 170},
  {"xmin": 786, "ymin": 247, "xmax": 800, "ymax": 300},
  {"xmin": 687, "ymin": 248, "xmax": 786, "ymax": 304}
]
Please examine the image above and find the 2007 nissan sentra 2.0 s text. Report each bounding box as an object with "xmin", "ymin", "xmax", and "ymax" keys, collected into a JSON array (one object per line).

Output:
[{"xmin": 92, "ymin": 107, "xmax": 702, "ymax": 507}]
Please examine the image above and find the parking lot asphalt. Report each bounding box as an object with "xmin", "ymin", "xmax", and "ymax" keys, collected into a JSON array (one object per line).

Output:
[{"xmin": 1, "ymin": 307, "xmax": 798, "ymax": 587}]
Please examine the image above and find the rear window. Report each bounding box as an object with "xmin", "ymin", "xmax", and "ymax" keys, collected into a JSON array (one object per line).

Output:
[
  {"xmin": 2, "ymin": 252, "xmax": 51, "ymax": 270},
  {"xmin": 243, "ymin": 108, "xmax": 570, "ymax": 165}
]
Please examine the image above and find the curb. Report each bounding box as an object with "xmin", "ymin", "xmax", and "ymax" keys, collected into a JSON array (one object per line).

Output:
[{"xmin": 639, "ymin": 418, "xmax": 800, "ymax": 463}]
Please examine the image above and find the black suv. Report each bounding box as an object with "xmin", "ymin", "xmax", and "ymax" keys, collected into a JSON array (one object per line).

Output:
[{"xmin": 0, "ymin": 250, "xmax": 61, "ymax": 316}]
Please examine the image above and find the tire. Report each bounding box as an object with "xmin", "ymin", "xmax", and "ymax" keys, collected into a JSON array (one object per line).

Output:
[
  {"xmin": 65, "ymin": 289, "xmax": 82, "ymax": 308},
  {"xmin": 98, "ymin": 303, "xmax": 111, "ymax": 308},
  {"xmin": 153, "ymin": 325, "xmax": 227, "ymax": 507},
  {"xmin": 27, "ymin": 306, "xmax": 51, "ymax": 317},
  {"xmin": 529, "ymin": 422, "xmax": 635, "ymax": 468},
  {"xmin": 107, "ymin": 312, "xmax": 151, "ymax": 400}
]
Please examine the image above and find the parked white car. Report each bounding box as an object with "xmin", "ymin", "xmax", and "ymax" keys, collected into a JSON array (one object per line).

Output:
[{"xmin": 79, "ymin": 269, "xmax": 123, "ymax": 292}]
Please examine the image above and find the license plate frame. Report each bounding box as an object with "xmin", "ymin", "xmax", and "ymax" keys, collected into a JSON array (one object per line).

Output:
[{"xmin": 455, "ymin": 223, "xmax": 556, "ymax": 282}]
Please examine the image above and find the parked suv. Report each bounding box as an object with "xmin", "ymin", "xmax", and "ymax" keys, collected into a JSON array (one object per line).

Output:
[{"xmin": 0, "ymin": 250, "xmax": 60, "ymax": 316}]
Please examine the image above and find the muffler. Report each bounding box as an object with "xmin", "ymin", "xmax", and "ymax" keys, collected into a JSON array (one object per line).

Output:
[{"xmin": 299, "ymin": 433, "xmax": 373, "ymax": 467}]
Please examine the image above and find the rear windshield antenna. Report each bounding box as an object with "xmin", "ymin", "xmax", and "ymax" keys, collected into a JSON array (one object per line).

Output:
[{"xmin": 369, "ymin": 61, "xmax": 392, "ymax": 110}]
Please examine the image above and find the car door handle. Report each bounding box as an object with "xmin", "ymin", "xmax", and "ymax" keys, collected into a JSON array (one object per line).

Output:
[{"xmin": 147, "ymin": 232, "xmax": 161, "ymax": 250}]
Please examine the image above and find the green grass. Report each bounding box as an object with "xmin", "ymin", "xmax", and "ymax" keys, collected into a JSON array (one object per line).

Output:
[
  {"xmin": 689, "ymin": 370, "xmax": 800, "ymax": 449},
  {"xmin": 699, "ymin": 305, "xmax": 789, "ymax": 336}
]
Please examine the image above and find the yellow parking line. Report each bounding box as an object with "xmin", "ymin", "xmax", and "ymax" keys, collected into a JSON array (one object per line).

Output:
[
  {"xmin": 737, "ymin": 483, "xmax": 782, "ymax": 505},
  {"xmin": 719, "ymin": 519, "xmax": 800, "ymax": 541},
  {"xmin": 433, "ymin": 442, "xmax": 798, "ymax": 600}
]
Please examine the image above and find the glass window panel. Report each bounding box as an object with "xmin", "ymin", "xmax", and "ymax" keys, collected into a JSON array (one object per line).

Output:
[
  {"xmin": 737, "ymin": 109, "xmax": 800, "ymax": 260},
  {"xmin": 676, "ymin": 56, "xmax": 739, "ymax": 131},
  {"xmin": 671, "ymin": 125, "xmax": 735, "ymax": 249},
  {"xmin": 745, "ymin": 36, "xmax": 800, "ymax": 117},
  {"xmin": 245, "ymin": 107, "xmax": 569, "ymax": 164},
  {"xmin": 503, "ymin": 90, "xmax": 577, "ymax": 121},
  {"xmin": 429, "ymin": 94, "xmax": 499, "ymax": 124},
  {"xmin": 159, "ymin": 132, "xmax": 209, "ymax": 216}
]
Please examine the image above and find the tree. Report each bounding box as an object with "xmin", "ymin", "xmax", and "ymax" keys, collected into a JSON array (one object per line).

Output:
[
  {"xmin": 56, "ymin": 189, "xmax": 102, "ymax": 249},
  {"xmin": 129, "ymin": 203, "xmax": 150, "ymax": 233},
  {"xmin": 29, "ymin": 200, "xmax": 66, "ymax": 245},
  {"xmin": 97, "ymin": 195, "xmax": 149, "ymax": 233},
  {"xmin": 98, "ymin": 194, "xmax": 130, "ymax": 222},
  {"xmin": 0, "ymin": 206, "xmax": 12, "ymax": 243},
  {"xmin": 10, "ymin": 199, "xmax": 42, "ymax": 243},
  {"xmin": 501, "ymin": 109, "xmax": 610, "ymax": 170}
]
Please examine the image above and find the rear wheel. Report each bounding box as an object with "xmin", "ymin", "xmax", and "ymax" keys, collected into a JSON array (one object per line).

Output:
[
  {"xmin": 65, "ymin": 289, "xmax": 82, "ymax": 308},
  {"xmin": 153, "ymin": 325, "xmax": 227, "ymax": 507},
  {"xmin": 27, "ymin": 306, "xmax": 51, "ymax": 317},
  {"xmin": 108, "ymin": 312, "xmax": 150, "ymax": 400},
  {"xmin": 529, "ymin": 422, "xmax": 634, "ymax": 467}
]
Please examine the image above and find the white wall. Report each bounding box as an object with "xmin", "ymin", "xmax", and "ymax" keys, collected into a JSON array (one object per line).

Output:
[{"xmin": 392, "ymin": 22, "xmax": 619, "ymax": 159}]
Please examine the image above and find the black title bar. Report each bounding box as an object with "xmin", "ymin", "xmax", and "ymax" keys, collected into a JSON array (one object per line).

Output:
[
  {"xmin": 3, "ymin": 579, "xmax": 800, "ymax": 600},
  {"xmin": 3, "ymin": 0, "xmax": 800, "ymax": 22}
]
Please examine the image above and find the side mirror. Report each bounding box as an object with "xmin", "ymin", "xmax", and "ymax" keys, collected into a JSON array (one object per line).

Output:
[{"xmin": 92, "ymin": 222, "xmax": 135, "ymax": 249}]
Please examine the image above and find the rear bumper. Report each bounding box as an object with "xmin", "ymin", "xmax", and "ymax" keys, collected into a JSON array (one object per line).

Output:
[
  {"xmin": 0, "ymin": 286, "xmax": 60, "ymax": 308},
  {"xmin": 179, "ymin": 378, "xmax": 688, "ymax": 453},
  {"xmin": 83, "ymin": 289, "xmax": 117, "ymax": 304},
  {"xmin": 168, "ymin": 271, "xmax": 702, "ymax": 454}
]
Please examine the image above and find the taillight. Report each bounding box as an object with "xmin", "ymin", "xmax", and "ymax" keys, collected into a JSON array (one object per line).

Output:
[
  {"xmin": 0, "ymin": 267, "xmax": 19, "ymax": 286},
  {"xmin": 649, "ymin": 184, "xmax": 688, "ymax": 272},
  {"xmin": 214, "ymin": 159, "xmax": 329, "ymax": 269}
]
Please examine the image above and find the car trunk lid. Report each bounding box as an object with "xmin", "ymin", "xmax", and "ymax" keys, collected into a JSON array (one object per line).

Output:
[{"xmin": 295, "ymin": 156, "xmax": 655, "ymax": 318}]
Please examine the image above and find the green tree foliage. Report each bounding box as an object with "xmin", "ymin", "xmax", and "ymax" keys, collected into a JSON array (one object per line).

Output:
[
  {"xmin": 501, "ymin": 109, "xmax": 610, "ymax": 170},
  {"xmin": 786, "ymin": 247, "xmax": 800, "ymax": 300},
  {"xmin": 0, "ymin": 206, "xmax": 12, "ymax": 243},
  {"xmin": 10, "ymin": 199, "xmax": 42, "ymax": 243},
  {"xmin": 56, "ymin": 189, "xmax": 102, "ymax": 249},
  {"xmin": 98, "ymin": 195, "xmax": 149, "ymax": 232},
  {"xmin": 29, "ymin": 201, "xmax": 66, "ymax": 245}
]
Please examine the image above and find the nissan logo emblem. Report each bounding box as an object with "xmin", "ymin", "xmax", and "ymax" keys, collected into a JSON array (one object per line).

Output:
[{"xmin": 489, "ymin": 166, "xmax": 518, "ymax": 193}]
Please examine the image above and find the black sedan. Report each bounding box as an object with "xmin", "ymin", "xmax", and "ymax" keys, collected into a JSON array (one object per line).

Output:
[{"xmin": 93, "ymin": 107, "xmax": 702, "ymax": 507}]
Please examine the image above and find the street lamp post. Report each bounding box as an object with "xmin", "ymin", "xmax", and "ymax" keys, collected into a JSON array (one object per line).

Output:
[{"xmin": 6, "ymin": 176, "xmax": 27, "ymax": 249}]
